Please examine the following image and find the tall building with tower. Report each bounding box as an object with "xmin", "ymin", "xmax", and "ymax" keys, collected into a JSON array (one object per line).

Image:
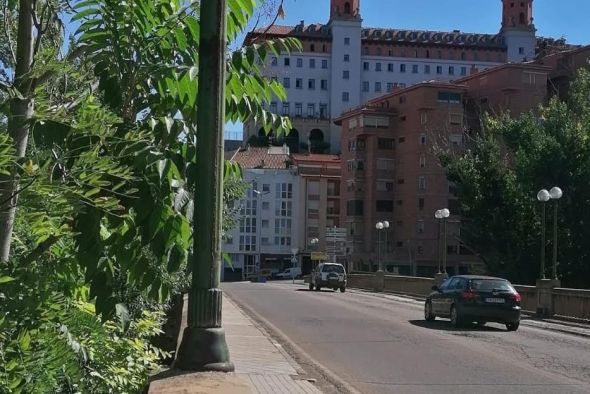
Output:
[{"xmin": 242, "ymin": 0, "xmax": 541, "ymax": 156}]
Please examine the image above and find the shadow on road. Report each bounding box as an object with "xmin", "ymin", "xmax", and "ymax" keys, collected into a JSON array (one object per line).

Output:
[
  {"xmin": 296, "ymin": 289, "xmax": 337, "ymax": 293},
  {"xmin": 408, "ymin": 319, "xmax": 506, "ymax": 332}
]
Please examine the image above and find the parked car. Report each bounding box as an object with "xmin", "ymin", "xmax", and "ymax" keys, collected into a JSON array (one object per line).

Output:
[
  {"xmin": 309, "ymin": 263, "xmax": 347, "ymax": 292},
  {"xmin": 275, "ymin": 267, "xmax": 302, "ymax": 279},
  {"xmin": 424, "ymin": 275, "xmax": 521, "ymax": 331}
]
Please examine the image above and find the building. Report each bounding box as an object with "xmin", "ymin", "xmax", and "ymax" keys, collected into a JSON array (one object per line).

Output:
[
  {"xmin": 291, "ymin": 153, "xmax": 343, "ymax": 273},
  {"xmin": 533, "ymin": 45, "xmax": 590, "ymax": 101},
  {"xmin": 242, "ymin": 0, "xmax": 544, "ymax": 155},
  {"xmin": 336, "ymin": 59, "xmax": 563, "ymax": 275},
  {"xmin": 222, "ymin": 146, "xmax": 301, "ymax": 280}
]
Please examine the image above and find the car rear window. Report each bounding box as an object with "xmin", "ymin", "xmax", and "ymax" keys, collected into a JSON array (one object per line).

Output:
[
  {"xmin": 322, "ymin": 265, "xmax": 344, "ymax": 273},
  {"xmin": 469, "ymin": 279, "xmax": 513, "ymax": 292}
]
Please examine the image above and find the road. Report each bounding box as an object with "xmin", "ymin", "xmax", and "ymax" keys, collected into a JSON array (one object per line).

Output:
[{"xmin": 222, "ymin": 281, "xmax": 590, "ymax": 394}]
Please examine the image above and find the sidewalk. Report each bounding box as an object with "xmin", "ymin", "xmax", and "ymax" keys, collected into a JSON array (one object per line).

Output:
[{"xmin": 148, "ymin": 295, "xmax": 322, "ymax": 394}]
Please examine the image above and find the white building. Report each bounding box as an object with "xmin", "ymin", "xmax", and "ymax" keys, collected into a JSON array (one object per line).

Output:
[
  {"xmin": 242, "ymin": 0, "xmax": 538, "ymax": 154},
  {"xmin": 222, "ymin": 146, "xmax": 301, "ymax": 280}
]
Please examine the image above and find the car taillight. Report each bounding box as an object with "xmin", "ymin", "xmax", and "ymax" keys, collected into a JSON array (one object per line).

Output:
[
  {"xmin": 512, "ymin": 292, "xmax": 521, "ymax": 303},
  {"xmin": 462, "ymin": 289, "xmax": 475, "ymax": 300}
]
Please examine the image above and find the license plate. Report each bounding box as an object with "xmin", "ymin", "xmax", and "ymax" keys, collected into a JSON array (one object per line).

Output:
[{"xmin": 486, "ymin": 297, "xmax": 506, "ymax": 303}]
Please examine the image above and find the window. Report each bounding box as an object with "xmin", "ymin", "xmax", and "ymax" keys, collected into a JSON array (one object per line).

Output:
[
  {"xmin": 450, "ymin": 134, "xmax": 463, "ymax": 146},
  {"xmin": 519, "ymin": 47, "xmax": 525, "ymax": 55},
  {"xmin": 449, "ymin": 113, "xmax": 463, "ymax": 125},
  {"xmin": 275, "ymin": 183, "xmax": 293, "ymax": 199},
  {"xmin": 412, "ymin": 64, "xmax": 419, "ymax": 74},
  {"xmin": 283, "ymin": 77, "xmax": 290, "ymax": 89},
  {"xmin": 343, "ymin": 70, "xmax": 350, "ymax": 79},
  {"xmin": 364, "ymin": 47, "xmax": 369, "ymax": 55},
  {"xmin": 344, "ymin": 37, "xmax": 350, "ymax": 45},
  {"xmin": 270, "ymin": 102, "xmax": 277, "ymax": 113},
  {"xmin": 376, "ymin": 180, "xmax": 394, "ymax": 192},
  {"xmin": 363, "ymin": 62, "xmax": 370, "ymax": 71},
  {"xmin": 417, "ymin": 221, "xmax": 425, "ymax": 234},
  {"xmin": 399, "ymin": 95, "xmax": 406, "ymax": 104},
  {"xmin": 448, "ymin": 66, "xmax": 455, "ymax": 75},
  {"xmin": 378, "ymin": 138, "xmax": 395, "ymax": 150},
  {"xmin": 297, "ymin": 58, "xmax": 303, "ymax": 68},
  {"xmin": 418, "ymin": 176, "xmax": 426, "ymax": 190},
  {"xmin": 295, "ymin": 103, "xmax": 302, "ymax": 116},
  {"xmin": 362, "ymin": 81, "xmax": 369, "ymax": 92},
  {"xmin": 296, "ymin": 78, "xmax": 303, "ymax": 89},
  {"xmin": 436, "ymin": 65, "xmax": 443, "ymax": 74},
  {"xmin": 375, "ymin": 82, "xmax": 382, "ymax": 92},
  {"xmin": 375, "ymin": 62, "xmax": 382, "ymax": 72},
  {"xmin": 262, "ymin": 201, "xmax": 270, "ymax": 210},
  {"xmin": 307, "ymin": 103, "xmax": 315, "ymax": 117},
  {"xmin": 522, "ymin": 72, "xmax": 544, "ymax": 85},
  {"xmin": 388, "ymin": 63, "xmax": 394, "ymax": 72},
  {"xmin": 437, "ymin": 92, "xmax": 462, "ymax": 104},
  {"xmin": 419, "ymin": 154, "xmax": 426, "ymax": 168},
  {"xmin": 310, "ymin": 44, "xmax": 315, "ymax": 52},
  {"xmin": 284, "ymin": 57, "xmax": 290, "ymax": 66},
  {"xmin": 344, "ymin": 54, "xmax": 350, "ymax": 62},
  {"xmin": 282, "ymin": 102, "xmax": 290, "ymax": 115},
  {"xmin": 309, "ymin": 59, "xmax": 316, "ymax": 68},
  {"xmin": 420, "ymin": 134, "xmax": 426, "ymax": 145},
  {"xmin": 346, "ymin": 200, "xmax": 364, "ymax": 216},
  {"xmin": 319, "ymin": 103, "xmax": 328, "ymax": 119},
  {"xmin": 400, "ymin": 64, "xmax": 406, "ymax": 73},
  {"xmin": 420, "ymin": 112, "xmax": 428, "ymax": 124},
  {"xmin": 376, "ymin": 200, "xmax": 394, "ymax": 212},
  {"xmin": 275, "ymin": 201, "xmax": 293, "ymax": 217},
  {"xmin": 398, "ymin": 136, "xmax": 405, "ymax": 143},
  {"xmin": 321, "ymin": 79, "xmax": 328, "ymax": 90},
  {"xmin": 342, "ymin": 92, "xmax": 350, "ymax": 102},
  {"xmin": 387, "ymin": 82, "xmax": 394, "ymax": 92},
  {"xmin": 418, "ymin": 198, "xmax": 424, "ymax": 210},
  {"xmin": 262, "ymin": 219, "xmax": 269, "ymax": 228},
  {"xmin": 271, "ymin": 57, "xmax": 278, "ymax": 66},
  {"xmin": 396, "ymin": 200, "xmax": 403, "ymax": 206},
  {"xmin": 397, "ymin": 178, "xmax": 405, "ymax": 184},
  {"xmin": 424, "ymin": 65, "xmax": 431, "ymax": 74},
  {"xmin": 376, "ymin": 158, "xmax": 395, "ymax": 170},
  {"xmin": 460, "ymin": 66, "xmax": 467, "ymax": 76},
  {"xmin": 308, "ymin": 79, "xmax": 316, "ymax": 90},
  {"xmin": 322, "ymin": 59, "xmax": 328, "ymax": 69}
]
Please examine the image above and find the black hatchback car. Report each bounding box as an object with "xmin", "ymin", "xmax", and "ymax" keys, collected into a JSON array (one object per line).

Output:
[{"xmin": 424, "ymin": 275, "xmax": 521, "ymax": 331}]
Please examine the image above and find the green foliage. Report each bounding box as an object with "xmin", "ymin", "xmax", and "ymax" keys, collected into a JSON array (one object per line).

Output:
[{"xmin": 442, "ymin": 69, "xmax": 590, "ymax": 287}]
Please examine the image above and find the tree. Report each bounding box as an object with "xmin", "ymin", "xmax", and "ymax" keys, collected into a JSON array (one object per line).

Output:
[{"xmin": 442, "ymin": 69, "xmax": 590, "ymax": 288}]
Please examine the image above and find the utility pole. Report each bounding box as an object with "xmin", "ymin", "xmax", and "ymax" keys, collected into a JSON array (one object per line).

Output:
[{"xmin": 176, "ymin": 0, "xmax": 233, "ymax": 372}]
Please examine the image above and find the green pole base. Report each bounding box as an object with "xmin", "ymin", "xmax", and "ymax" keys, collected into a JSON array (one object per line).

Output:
[{"xmin": 175, "ymin": 327, "xmax": 235, "ymax": 372}]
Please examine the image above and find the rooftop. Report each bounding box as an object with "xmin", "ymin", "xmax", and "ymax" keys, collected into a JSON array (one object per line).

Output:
[{"xmin": 229, "ymin": 145, "xmax": 291, "ymax": 170}]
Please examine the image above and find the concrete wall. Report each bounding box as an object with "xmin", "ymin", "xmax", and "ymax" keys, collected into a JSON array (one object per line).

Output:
[
  {"xmin": 553, "ymin": 288, "xmax": 590, "ymax": 320},
  {"xmin": 348, "ymin": 273, "xmax": 590, "ymax": 321}
]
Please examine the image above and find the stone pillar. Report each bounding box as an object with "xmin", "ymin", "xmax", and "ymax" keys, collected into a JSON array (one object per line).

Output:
[
  {"xmin": 374, "ymin": 271, "xmax": 385, "ymax": 292},
  {"xmin": 535, "ymin": 278, "xmax": 561, "ymax": 317}
]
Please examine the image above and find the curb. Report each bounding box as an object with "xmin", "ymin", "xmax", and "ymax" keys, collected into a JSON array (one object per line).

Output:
[{"xmin": 225, "ymin": 291, "xmax": 362, "ymax": 394}]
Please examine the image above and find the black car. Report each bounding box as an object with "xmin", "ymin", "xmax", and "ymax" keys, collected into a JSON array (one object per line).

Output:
[{"xmin": 424, "ymin": 275, "xmax": 521, "ymax": 331}]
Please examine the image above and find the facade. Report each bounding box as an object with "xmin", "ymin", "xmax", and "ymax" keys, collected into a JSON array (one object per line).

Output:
[
  {"xmin": 222, "ymin": 146, "xmax": 301, "ymax": 281},
  {"xmin": 291, "ymin": 154, "xmax": 343, "ymax": 274},
  {"xmin": 336, "ymin": 61, "xmax": 558, "ymax": 276},
  {"xmin": 242, "ymin": 0, "xmax": 541, "ymax": 155}
]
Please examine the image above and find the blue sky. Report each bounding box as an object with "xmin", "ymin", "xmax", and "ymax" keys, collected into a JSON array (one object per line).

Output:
[{"xmin": 225, "ymin": 0, "xmax": 590, "ymax": 138}]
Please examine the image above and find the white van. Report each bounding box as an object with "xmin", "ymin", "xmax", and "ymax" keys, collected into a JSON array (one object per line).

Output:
[{"xmin": 275, "ymin": 267, "xmax": 302, "ymax": 279}]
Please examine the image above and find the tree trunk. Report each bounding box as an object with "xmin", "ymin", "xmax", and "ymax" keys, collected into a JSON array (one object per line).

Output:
[{"xmin": 0, "ymin": 0, "xmax": 35, "ymax": 262}]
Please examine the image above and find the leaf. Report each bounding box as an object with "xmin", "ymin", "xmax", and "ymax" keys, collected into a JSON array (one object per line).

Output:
[
  {"xmin": 189, "ymin": 66, "xmax": 198, "ymax": 81},
  {"xmin": 115, "ymin": 303, "xmax": 131, "ymax": 332},
  {"xmin": 0, "ymin": 276, "xmax": 15, "ymax": 283}
]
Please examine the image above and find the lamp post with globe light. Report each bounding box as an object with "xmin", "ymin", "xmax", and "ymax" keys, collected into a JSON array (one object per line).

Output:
[
  {"xmin": 537, "ymin": 189, "xmax": 551, "ymax": 279},
  {"xmin": 549, "ymin": 187, "xmax": 563, "ymax": 279},
  {"xmin": 375, "ymin": 222, "xmax": 385, "ymax": 271},
  {"xmin": 435, "ymin": 209, "xmax": 450, "ymax": 274}
]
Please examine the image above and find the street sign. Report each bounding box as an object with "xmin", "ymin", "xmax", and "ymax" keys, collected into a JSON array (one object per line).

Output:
[{"xmin": 311, "ymin": 252, "xmax": 328, "ymax": 261}]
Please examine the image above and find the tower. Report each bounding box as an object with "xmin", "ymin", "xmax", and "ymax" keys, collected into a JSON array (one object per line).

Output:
[
  {"xmin": 330, "ymin": 0, "xmax": 360, "ymax": 21},
  {"xmin": 500, "ymin": 0, "xmax": 536, "ymax": 62},
  {"xmin": 328, "ymin": 0, "xmax": 362, "ymax": 151}
]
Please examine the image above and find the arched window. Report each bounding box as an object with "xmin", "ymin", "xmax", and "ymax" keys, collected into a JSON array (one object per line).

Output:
[
  {"xmin": 425, "ymin": 50, "xmax": 430, "ymax": 58},
  {"xmin": 344, "ymin": 2, "xmax": 351, "ymax": 14},
  {"xmin": 519, "ymin": 12, "xmax": 525, "ymax": 24},
  {"xmin": 310, "ymin": 43, "xmax": 315, "ymax": 52}
]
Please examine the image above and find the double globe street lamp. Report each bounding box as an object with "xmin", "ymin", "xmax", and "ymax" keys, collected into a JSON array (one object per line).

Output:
[
  {"xmin": 537, "ymin": 187, "xmax": 563, "ymax": 280},
  {"xmin": 435, "ymin": 208, "xmax": 451, "ymax": 275},
  {"xmin": 375, "ymin": 221, "xmax": 390, "ymax": 272}
]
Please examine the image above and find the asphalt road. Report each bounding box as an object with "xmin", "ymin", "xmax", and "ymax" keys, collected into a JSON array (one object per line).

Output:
[{"xmin": 222, "ymin": 281, "xmax": 590, "ymax": 394}]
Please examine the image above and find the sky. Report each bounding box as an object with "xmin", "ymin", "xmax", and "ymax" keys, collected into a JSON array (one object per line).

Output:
[{"xmin": 225, "ymin": 0, "xmax": 590, "ymax": 138}]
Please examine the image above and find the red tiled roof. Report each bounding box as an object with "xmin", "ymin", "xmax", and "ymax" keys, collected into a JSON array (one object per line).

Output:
[
  {"xmin": 291, "ymin": 154, "xmax": 341, "ymax": 164},
  {"xmin": 230, "ymin": 146, "xmax": 290, "ymax": 169}
]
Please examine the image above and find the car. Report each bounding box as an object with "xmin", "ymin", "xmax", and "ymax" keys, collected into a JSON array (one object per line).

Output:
[
  {"xmin": 275, "ymin": 267, "xmax": 302, "ymax": 280},
  {"xmin": 424, "ymin": 275, "xmax": 521, "ymax": 331},
  {"xmin": 309, "ymin": 263, "xmax": 347, "ymax": 292}
]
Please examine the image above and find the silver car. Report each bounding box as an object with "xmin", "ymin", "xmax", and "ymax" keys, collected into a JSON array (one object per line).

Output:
[{"xmin": 309, "ymin": 263, "xmax": 347, "ymax": 292}]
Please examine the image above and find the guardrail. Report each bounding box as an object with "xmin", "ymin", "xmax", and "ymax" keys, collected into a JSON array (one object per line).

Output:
[{"xmin": 347, "ymin": 273, "xmax": 590, "ymax": 321}]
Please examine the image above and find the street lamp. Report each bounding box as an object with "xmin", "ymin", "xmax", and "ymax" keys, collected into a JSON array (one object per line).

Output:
[
  {"xmin": 376, "ymin": 221, "xmax": 388, "ymax": 271},
  {"xmin": 537, "ymin": 189, "xmax": 551, "ymax": 279},
  {"xmin": 435, "ymin": 209, "xmax": 450, "ymax": 274},
  {"xmin": 382, "ymin": 221, "xmax": 390, "ymax": 262},
  {"xmin": 549, "ymin": 187, "xmax": 563, "ymax": 280}
]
